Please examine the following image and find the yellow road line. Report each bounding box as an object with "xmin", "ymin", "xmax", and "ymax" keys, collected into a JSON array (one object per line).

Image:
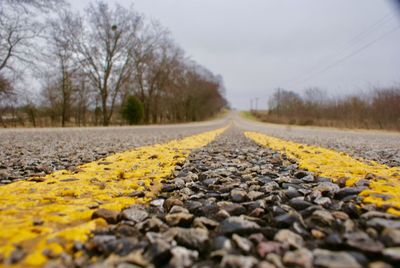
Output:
[
  {"xmin": 0, "ymin": 127, "xmax": 226, "ymax": 267},
  {"xmin": 245, "ymin": 131, "xmax": 400, "ymax": 216}
]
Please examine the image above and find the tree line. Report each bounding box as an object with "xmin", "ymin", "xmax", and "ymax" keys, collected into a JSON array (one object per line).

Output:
[
  {"xmin": 0, "ymin": 0, "xmax": 227, "ymax": 127},
  {"xmin": 252, "ymin": 86, "xmax": 400, "ymax": 130}
]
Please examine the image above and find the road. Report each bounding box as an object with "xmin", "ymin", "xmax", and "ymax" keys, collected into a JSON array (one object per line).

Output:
[
  {"xmin": 0, "ymin": 118, "xmax": 228, "ymax": 184},
  {"xmin": 233, "ymin": 111, "xmax": 400, "ymax": 167},
  {"xmin": 0, "ymin": 112, "xmax": 399, "ymax": 267},
  {"xmin": 1, "ymin": 111, "xmax": 399, "ymax": 185}
]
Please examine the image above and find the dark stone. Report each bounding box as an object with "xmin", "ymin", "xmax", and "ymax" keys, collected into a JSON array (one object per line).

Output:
[
  {"xmin": 217, "ymin": 202, "xmax": 246, "ymax": 216},
  {"xmin": 174, "ymin": 228, "xmax": 209, "ymax": 252},
  {"xmin": 336, "ymin": 187, "xmax": 365, "ymax": 199},
  {"xmin": 285, "ymin": 189, "xmax": 302, "ymax": 199},
  {"xmin": 325, "ymin": 233, "xmax": 343, "ymax": 247},
  {"xmin": 115, "ymin": 224, "xmax": 141, "ymax": 237},
  {"xmin": 274, "ymin": 213, "xmax": 298, "ymax": 228},
  {"xmin": 288, "ymin": 199, "xmax": 312, "ymax": 211},
  {"xmin": 342, "ymin": 203, "xmax": 361, "ymax": 218},
  {"xmin": 145, "ymin": 239, "xmax": 172, "ymax": 266},
  {"xmin": 164, "ymin": 198, "xmax": 184, "ymax": 212},
  {"xmin": 162, "ymin": 184, "xmax": 176, "ymax": 192},
  {"xmin": 92, "ymin": 208, "xmax": 119, "ymax": 224},
  {"xmin": 136, "ymin": 217, "xmax": 168, "ymax": 233},
  {"xmin": 165, "ymin": 212, "xmax": 194, "ymax": 227},
  {"xmin": 294, "ymin": 171, "xmax": 311, "ymax": 179},
  {"xmin": 184, "ymin": 200, "xmax": 203, "ymax": 214},
  {"xmin": 217, "ymin": 216, "xmax": 260, "ymax": 235},
  {"xmin": 129, "ymin": 191, "xmax": 146, "ymax": 198},
  {"xmin": 257, "ymin": 176, "xmax": 273, "ymax": 185},
  {"xmin": 345, "ymin": 232, "xmax": 384, "ymax": 253}
]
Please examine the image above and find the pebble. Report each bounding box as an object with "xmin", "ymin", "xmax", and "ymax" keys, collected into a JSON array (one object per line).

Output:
[
  {"xmin": 165, "ymin": 212, "xmax": 194, "ymax": 227},
  {"xmin": 313, "ymin": 249, "xmax": 362, "ymax": 268},
  {"xmin": 283, "ymin": 248, "xmax": 313, "ymax": 268},
  {"xmin": 26, "ymin": 127, "xmax": 400, "ymax": 268},
  {"xmin": 274, "ymin": 229, "xmax": 304, "ymax": 249},
  {"xmin": 120, "ymin": 207, "xmax": 149, "ymax": 223},
  {"xmin": 230, "ymin": 189, "xmax": 247, "ymax": 203},
  {"xmin": 217, "ymin": 216, "xmax": 260, "ymax": 234},
  {"xmin": 92, "ymin": 209, "xmax": 119, "ymax": 224},
  {"xmin": 220, "ymin": 254, "xmax": 258, "ymax": 268},
  {"xmin": 169, "ymin": 246, "xmax": 198, "ymax": 268},
  {"xmin": 382, "ymin": 247, "xmax": 400, "ymax": 262},
  {"xmin": 311, "ymin": 210, "xmax": 335, "ymax": 226},
  {"xmin": 174, "ymin": 228, "xmax": 209, "ymax": 252}
]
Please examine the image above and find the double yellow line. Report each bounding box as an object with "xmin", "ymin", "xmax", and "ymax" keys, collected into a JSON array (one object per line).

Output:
[
  {"xmin": 0, "ymin": 127, "xmax": 226, "ymax": 267},
  {"xmin": 1, "ymin": 127, "xmax": 399, "ymax": 267}
]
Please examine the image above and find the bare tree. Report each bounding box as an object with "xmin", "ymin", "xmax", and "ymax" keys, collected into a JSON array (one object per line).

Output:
[
  {"xmin": 0, "ymin": 5, "xmax": 40, "ymax": 75},
  {"xmin": 0, "ymin": 0, "xmax": 66, "ymax": 98},
  {"xmin": 2, "ymin": 0, "xmax": 66, "ymax": 11},
  {"xmin": 43, "ymin": 11, "xmax": 80, "ymax": 126},
  {"xmin": 63, "ymin": 1, "xmax": 143, "ymax": 126}
]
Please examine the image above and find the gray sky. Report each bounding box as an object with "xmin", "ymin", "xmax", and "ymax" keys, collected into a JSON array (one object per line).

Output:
[{"xmin": 69, "ymin": 0, "xmax": 400, "ymax": 109}]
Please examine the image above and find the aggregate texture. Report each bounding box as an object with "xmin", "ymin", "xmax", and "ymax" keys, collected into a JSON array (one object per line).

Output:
[
  {"xmin": 41, "ymin": 127, "xmax": 400, "ymax": 268},
  {"xmin": 0, "ymin": 127, "xmax": 226, "ymax": 267},
  {"xmin": 235, "ymin": 112, "xmax": 400, "ymax": 167},
  {"xmin": 0, "ymin": 119, "xmax": 227, "ymax": 185},
  {"xmin": 245, "ymin": 132, "xmax": 400, "ymax": 216}
]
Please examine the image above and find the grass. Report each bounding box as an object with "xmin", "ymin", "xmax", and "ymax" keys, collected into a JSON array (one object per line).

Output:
[{"xmin": 240, "ymin": 111, "xmax": 259, "ymax": 121}]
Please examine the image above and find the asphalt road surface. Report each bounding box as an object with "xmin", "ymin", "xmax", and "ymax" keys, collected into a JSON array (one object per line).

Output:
[
  {"xmin": 233, "ymin": 112, "xmax": 400, "ymax": 167},
  {"xmin": 1, "ymin": 112, "xmax": 400, "ymax": 267},
  {"xmin": 0, "ymin": 118, "xmax": 228, "ymax": 184}
]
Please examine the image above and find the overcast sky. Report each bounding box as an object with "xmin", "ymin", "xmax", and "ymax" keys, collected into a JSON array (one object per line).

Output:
[{"xmin": 69, "ymin": 0, "xmax": 400, "ymax": 109}]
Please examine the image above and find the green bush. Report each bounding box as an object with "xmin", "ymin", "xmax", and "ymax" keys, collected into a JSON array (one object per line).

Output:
[{"xmin": 121, "ymin": 96, "xmax": 144, "ymax": 125}]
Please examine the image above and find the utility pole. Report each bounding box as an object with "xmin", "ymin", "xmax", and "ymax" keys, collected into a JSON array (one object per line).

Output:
[
  {"xmin": 255, "ymin": 97, "xmax": 259, "ymax": 111},
  {"xmin": 250, "ymin": 99, "xmax": 253, "ymax": 111}
]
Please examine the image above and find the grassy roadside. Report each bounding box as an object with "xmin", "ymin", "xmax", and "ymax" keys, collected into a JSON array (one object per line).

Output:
[
  {"xmin": 240, "ymin": 110, "xmax": 400, "ymax": 134},
  {"xmin": 240, "ymin": 111, "xmax": 259, "ymax": 121}
]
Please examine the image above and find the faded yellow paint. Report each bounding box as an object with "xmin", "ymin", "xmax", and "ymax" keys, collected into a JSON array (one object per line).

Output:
[
  {"xmin": 0, "ymin": 127, "xmax": 226, "ymax": 267},
  {"xmin": 245, "ymin": 131, "xmax": 400, "ymax": 215}
]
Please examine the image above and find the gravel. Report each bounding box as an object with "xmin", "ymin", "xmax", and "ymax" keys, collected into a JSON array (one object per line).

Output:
[
  {"xmin": 33, "ymin": 127, "xmax": 400, "ymax": 268},
  {"xmin": 0, "ymin": 119, "xmax": 227, "ymax": 184}
]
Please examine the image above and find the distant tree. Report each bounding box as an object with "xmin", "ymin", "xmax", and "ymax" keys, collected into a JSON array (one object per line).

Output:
[
  {"xmin": 0, "ymin": 74, "xmax": 14, "ymax": 99},
  {"xmin": 121, "ymin": 96, "xmax": 144, "ymax": 125},
  {"xmin": 22, "ymin": 101, "xmax": 38, "ymax": 127},
  {"xmin": 63, "ymin": 1, "xmax": 143, "ymax": 126},
  {"xmin": 44, "ymin": 11, "xmax": 80, "ymax": 127},
  {"xmin": 268, "ymin": 88, "xmax": 303, "ymax": 116}
]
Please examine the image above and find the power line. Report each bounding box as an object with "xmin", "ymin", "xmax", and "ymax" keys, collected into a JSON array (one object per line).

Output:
[
  {"xmin": 282, "ymin": 11, "xmax": 398, "ymax": 87},
  {"xmin": 294, "ymin": 25, "xmax": 400, "ymax": 85},
  {"xmin": 346, "ymin": 12, "xmax": 395, "ymax": 46}
]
